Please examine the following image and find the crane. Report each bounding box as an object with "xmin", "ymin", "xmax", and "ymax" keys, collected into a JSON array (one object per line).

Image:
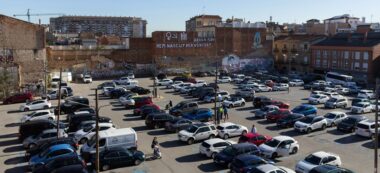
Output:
[{"xmin": 13, "ymin": 9, "xmax": 64, "ymax": 23}]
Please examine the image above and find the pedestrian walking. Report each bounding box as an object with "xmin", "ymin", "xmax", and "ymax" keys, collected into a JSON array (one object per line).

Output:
[
  {"xmin": 169, "ymin": 100, "xmax": 173, "ymax": 108},
  {"xmin": 151, "ymin": 137, "xmax": 158, "ymax": 149},
  {"xmin": 218, "ymin": 106, "xmax": 224, "ymax": 123},
  {"xmin": 223, "ymin": 105, "xmax": 229, "ymax": 122},
  {"xmin": 251, "ymin": 124, "xmax": 257, "ymax": 134}
]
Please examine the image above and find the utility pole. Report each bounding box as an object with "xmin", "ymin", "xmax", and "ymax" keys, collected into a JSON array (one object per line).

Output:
[
  {"xmin": 56, "ymin": 66, "xmax": 62, "ymax": 139},
  {"xmin": 375, "ymin": 78, "xmax": 379, "ymax": 173},
  {"xmin": 95, "ymin": 89, "xmax": 100, "ymax": 173},
  {"xmin": 214, "ymin": 61, "xmax": 219, "ymax": 125}
]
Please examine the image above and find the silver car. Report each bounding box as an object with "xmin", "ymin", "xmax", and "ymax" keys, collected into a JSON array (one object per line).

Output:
[{"xmin": 22, "ymin": 129, "xmax": 67, "ymax": 149}]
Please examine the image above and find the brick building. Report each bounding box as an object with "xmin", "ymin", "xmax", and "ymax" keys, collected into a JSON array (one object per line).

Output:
[
  {"xmin": 311, "ymin": 32, "xmax": 380, "ymax": 85},
  {"xmin": 0, "ymin": 15, "xmax": 46, "ymax": 88}
]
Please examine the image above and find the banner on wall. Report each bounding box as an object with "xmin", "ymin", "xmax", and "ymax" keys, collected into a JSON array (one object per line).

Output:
[{"xmin": 222, "ymin": 54, "xmax": 273, "ymax": 71}]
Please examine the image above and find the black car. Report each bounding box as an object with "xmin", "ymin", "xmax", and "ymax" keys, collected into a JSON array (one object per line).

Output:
[
  {"xmin": 18, "ymin": 120, "xmax": 66, "ymax": 141},
  {"xmin": 75, "ymin": 107, "xmax": 96, "ymax": 114},
  {"xmin": 337, "ymin": 115, "xmax": 368, "ymax": 133},
  {"xmin": 32, "ymin": 154, "xmax": 85, "ymax": 173},
  {"xmin": 55, "ymin": 96, "xmax": 89, "ymax": 115},
  {"xmin": 109, "ymin": 88, "xmax": 130, "ymax": 99},
  {"xmin": 141, "ymin": 107, "xmax": 164, "ymax": 119},
  {"xmin": 198, "ymin": 87, "xmax": 215, "ymax": 100},
  {"xmin": 130, "ymin": 86, "xmax": 151, "ymax": 95},
  {"xmin": 214, "ymin": 143, "xmax": 261, "ymax": 168},
  {"xmin": 164, "ymin": 118, "xmax": 196, "ymax": 133},
  {"xmin": 157, "ymin": 73, "xmax": 167, "ymax": 80},
  {"xmin": 25, "ymin": 137, "xmax": 78, "ymax": 160},
  {"xmin": 68, "ymin": 114, "xmax": 112, "ymax": 132},
  {"xmin": 145, "ymin": 113, "xmax": 176, "ymax": 129},
  {"xmin": 309, "ymin": 164, "xmax": 355, "ymax": 173},
  {"xmin": 276, "ymin": 113, "xmax": 305, "ymax": 128},
  {"xmin": 253, "ymin": 96, "xmax": 272, "ymax": 109},
  {"xmin": 95, "ymin": 147, "xmax": 145, "ymax": 171},
  {"xmin": 97, "ymin": 82, "xmax": 115, "ymax": 90},
  {"xmin": 303, "ymin": 83, "xmax": 312, "ymax": 90},
  {"xmin": 51, "ymin": 164, "xmax": 88, "ymax": 173},
  {"xmin": 62, "ymin": 86, "xmax": 74, "ymax": 97},
  {"xmin": 230, "ymin": 154, "xmax": 271, "ymax": 173},
  {"xmin": 172, "ymin": 76, "xmax": 188, "ymax": 82}
]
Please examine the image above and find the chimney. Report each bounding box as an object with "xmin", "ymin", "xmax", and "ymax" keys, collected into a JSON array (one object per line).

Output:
[{"xmin": 364, "ymin": 32, "xmax": 368, "ymax": 43}]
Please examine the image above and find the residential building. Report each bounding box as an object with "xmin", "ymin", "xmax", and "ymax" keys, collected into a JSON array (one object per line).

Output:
[
  {"xmin": 50, "ymin": 16, "xmax": 147, "ymax": 37},
  {"xmin": 311, "ymin": 32, "xmax": 380, "ymax": 85},
  {"xmin": 305, "ymin": 14, "xmax": 364, "ymax": 36}
]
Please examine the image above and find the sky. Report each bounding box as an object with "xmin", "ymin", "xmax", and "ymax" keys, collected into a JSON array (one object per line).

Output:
[{"xmin": 1, "ymin": 0, "xmax": 380, "ymax": 36}]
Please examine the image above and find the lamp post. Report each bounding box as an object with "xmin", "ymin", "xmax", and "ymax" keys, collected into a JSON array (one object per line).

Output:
[
  {"xmin": 56, "ymin": 57, "xmax": 62, "ymax": 139},
  {"xmin": 375, "ymin": 78, "xmax": 379, "ymax": 173}
]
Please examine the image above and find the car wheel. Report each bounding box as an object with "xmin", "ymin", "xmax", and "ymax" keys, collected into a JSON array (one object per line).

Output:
[
  {"xmin": 271, "ymin": 152, "xmax": 278, "ymax": 159},
  {"xmin": 209, "ymin": 134, "xmax": 215, "ymax": 139},
  {"xmin": 43, "ymin": 105, "xmax": 49, "ymax": 109},
  {"xmin": 25, "ymin": 99, "xmax": 30, "ymax": 103},
  {"xmin": 80, "ymin": 138, "xmax": 87, "ymax": 144},
  {"xmin": 28, "ymin": 143, "xmax": 36, "ymax": 149},
  {"xmin": 241, "ymin": 102, "xmax": 245, "ymax": 106},
  {"xmin": 211, "ymin": 152, "xmax": 217, "ymax": 159},
  {"xmin": 102, "ymin": 164, "xmax": 110, "ymax": 171},
  {"xmin": 306, "ymin": 128, "xmax": 311, "ymax": 134},
  {"xmin": 48, "ymin": 117, "xmax": 53, "ymax": 121},
  {"xmin": 24, "ymin": 108, "xmax": 29, "ymax": 112},
  {"xmin": 331, "ymin": 122, "xmax": 336, "ymax": 127},
  {"xmin": 154, "ymin": 124, "xmax": 160, "ymax": 129},
  {"xmin": 291, "ymin": 147, "xmax": 298, "ymax": 154},
  {"xmin": 187, "ymin": 138, "xmax": 194, "ymax": 145},
  {"xmin": 135, "ymin": 159, "xmax": 142, "ymax": 165},
  {"xmin": 322, "ymin": 124, "xmax": 326, "ymax": 130},
  {"xmin": 229, "ymin": 104, "xmax": 233, "ymax": 108},
  {"xmin": 223, "ymin": 134, "xmax": 229, "ymax": 139}
]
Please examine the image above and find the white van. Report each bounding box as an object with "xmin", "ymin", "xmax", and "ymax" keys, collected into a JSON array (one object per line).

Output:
[{"xmin": 80, "ymin": 128, "xmax": 137, "ymax": 161}]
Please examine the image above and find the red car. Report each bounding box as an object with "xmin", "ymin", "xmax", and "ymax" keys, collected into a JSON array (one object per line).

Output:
[
  {"xmin": 132, "ymin": 96, "xmax": 153, "ymax": 109},
  {"xmin": 3, "ymin": 93, "xmax": 33, "ymax": 104},
  {"xmin": 238, "ymin": 132, "xmax": 272, "ymax": 146},
  {"xmin": 265, "ymin": 80, "xmax": 274, "ymax": 87},
  {"xmin": 271, "ymin": 100, "xmax": 290, "ymax": 109},
  {"xmin": 133, "ymin": 104, "xmax": 160, "ymax": 116},
  {"xmin": 266, "ymin": 109, "xmax": 291, "ymax": 122}
]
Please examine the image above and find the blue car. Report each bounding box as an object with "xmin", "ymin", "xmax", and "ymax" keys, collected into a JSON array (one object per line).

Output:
[
  {"xmin": 230, "ymin": 154, "xmax": 273, "ymax": 173},
  {"xmin": 291, "ymin": 104, "xmax": 317, "ymax": 115},
  {"xmin": 183, "ymin": 108, "xmax": 213, "ymax": 122},
  {"xmin": 29, "ymin": 144, "xmax": 77, "ymax": 169},
  {"xmin": 213, "ymin": 143, "xmax": 261, "ymax": 168}
]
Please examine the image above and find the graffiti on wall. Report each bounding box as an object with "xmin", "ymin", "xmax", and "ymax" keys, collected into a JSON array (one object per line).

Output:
[
  {"xmin": 222, "ymin": 54, "xmax": 273, "ymax": 71},
  {"xmin": 0, "ymin": 49, "xmax": 14, "ymax": 63}
]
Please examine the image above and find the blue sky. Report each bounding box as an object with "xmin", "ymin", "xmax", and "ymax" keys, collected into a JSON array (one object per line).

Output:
[{"xmin": 1, "ymin": 0, "xmax": 379, "ymax": 36}]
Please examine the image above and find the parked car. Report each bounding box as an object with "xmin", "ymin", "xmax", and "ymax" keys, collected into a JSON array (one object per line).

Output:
[
  {"xmin": 291, "ymin": 104, "xmax": 317, "ymax": 116},
  {"xmin": 95, "ymin": 147, "xmax": 145, "ymax": 171},
  {"xmin": 238, "ymin": 132, "xmax": 272, "ymax": 146},
  {"xmin": 118, "ymin": 93, "xmax": 138, "ymax": 107},
  {"xmin": 259, "ymin": 136, "xmax": 299, "ymax": 159},
  {"xmin": 323, "ymin": 112, "xmax": 347, "ymax": 127},
  {"xmin": 295, "ymin": 151, "xmax": 342, "ymax": 173},
  {"xmin": 266, "ymin": 109, "xmax": 292, "ymax": 122},
  {"xmin": 130, "ymin": 86, "xmax": 151, "ymax": 95},
  {"xmin": 294, "ymin": 115, "xmax": 328, "ymax": 133},
  {"xmin": 18, "ymin": 119, "xmax": 66, "ymax": 141},
  {"xmin": 25, "ymin": 137, "xmax": 78, "ymax": 160},
  {"xmin": 82, "ymin": 75, "xmax": 92, "ymax": 83},
  {"xmin": 254, "ymin": 105, "xmax": 280, "ymax": 119},
  {"xmin": 194, "ymin": 80, "xmax": 207, "ymax": 87},
  {"xmin": 145, "ymin": 113, "xmax": 176, "ymax": 129},
  {"xmin": 20, "ymin": 110, "xmax": 55, "ymax": 123},
  {"xmin": 265, "ymin": 80, "xmax": 275, "ymax": 87},
  {"xmin": 351, "ymin": 98, "xmax": 370, "ymax": 107},
  {"xmin": 253, "ymin": 96, "xmax": 272, "ymax": 109},
  {"xmin": 309, "ymin": 164, "xmax": 355, "ymax": 173},
  {"xmin": 178, "ymin": 123, "xmax": 218, "ymax": 145},
  {"xmin": 355, "ymin": 120, "xmax": 380, "ymax": 138},
  {"xmin": 240, "ymin": 164, "xmax": 295, "ymax": 173},
  {"xmin": 133, "ymin": 104, "xmax": 160, "ymax": 116},
  {"xmin": 289, "ymin": 79, "xmax": 304, "ymax": 86},
  {"xmin": 357, "ymin": 89, "xmax": 375, "ymax": 99},
  {"xmin": 140, "ymin": 106, "xmax": 164, "ymax": 119},
  {"xmin": 308, "ymin": 94, "xmax": 329, "ymax": 105},
  {"xmin": 32, "ymin": 154, "xmax": 86, "ymax": 173},
  {"xmin": 3, "ymin": 92, "xmax": 33, "ymax": 104},
  {"xmin": 229, "ymin": 154, "xmax": 273, "ymax": 173},
  {"xmin": 23, "ymin": 129, "xmax": 68, "ymax": 149},
  {"xmin": 255, "ymin": 84, "xmax": 272, "ymax": 92},
  {"xmin": 270, "ymin": 100, "xmax": 290, "ymax": 109},
  {"xmin": 167, "ymin": 81, "xmax": 183, "ymax": 89},
  {"xmin": 157, "ymin": 79, "xmax": 173, "ymax": 86},
  {"xmin": 183, "ymin": 108, "xmax": 213, "ymax": 122},
  {"xmin": 337, "ymin": 115, "xmax": 368, "ymax": 133},
  {"xmin": 164, "ymin": 118, "xmax": 197, "ymax": 133},
  {"xmin": 273, "ymin": 83, "xmax": 289, "ymax": 91},
  {"xmin": 222, "ymin": 96, "xmax": 246, "ymax": 108},
  {"xmin": 74, "ymin": 123, "xmax": 116, "ymax": 144},
  {"xmin": 50, "ymin": 164, "xmax": 88, "ymax": 173},
  {"xmin": 97, "ymin": 82, "xmax": 114, "ymax": 90},
  {"xmin": 277, "ymin": 113, "xmax": 305, "ymax": 128},
  {"xmin": 55, "ymin": 96, "xmax": 89, "ymax": 115},
  {"xmin": 29, "ymin": 144, "xmax": 78, "ymax": 170},
  {"xmin": 217, "ymin": 76, "xmax": 232, "ymax": 83},
  {"xmin": 68, "ymin": 114, "xmax": 112, "ymax": 132},
  {"xmin": 169, "ymin": 101, "xmax": 198, "ymax": 116},
  {"xmin": 199, "ymin": 138, "xmax": 236, "ymax": 158},
  {"xmin": 336, "ymin": 88, "xmax": 350, "ymax": 95},
  {"xmin": 216, "ymin": 122, "xmax": 248, "ymax": 139},
  {"xmin": 351, "ymin": 102, "xmax": 374, "ymax": 114},
  {"xmin": 324, "ymin": 96, "xmax": 348, "ymax": 109},
  {"xmin": 213, "ymin": 143, "xmax": 261, "ymax": 168},
  {"xmin": 109, "ymin": 88, "xmax": 129, "ymax": 98},
  {"xmin": 132, "ymin": 96, "xmax": 153, "ymax": 109},
  {"xmin": 19, "ymin": 100, "xmax": 51, "ymax": 112},
  {"xmin": 45, "ymin": 88, "xmax": 70, "ymax": 100}
]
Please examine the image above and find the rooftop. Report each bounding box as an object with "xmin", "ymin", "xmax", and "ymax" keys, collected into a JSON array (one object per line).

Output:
[{"xmin": 314, "ymin": 32, "xmax": 380, "ymax": 47}]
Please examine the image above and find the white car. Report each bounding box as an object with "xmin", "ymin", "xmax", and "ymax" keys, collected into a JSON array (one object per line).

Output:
[
  {"xmin": 355, "ymin": 120, "xmax": 380, "ymax": 138},
  {"xmin": 102, "ymin": 86, "xmax": 114, "ymax": 97},
  {"xmin": 20, "ymin": 110, "xmax": 55, "ymax": 123},
  {"xmin": 273, "ymin": 83, "xmax": 289, "ymax": 91},
  {"xmin": 194, "ymin": 80, "xmax": 207, "ymax": 87},
  {"xmin": 174, "ymin": 83, "xmax": 193, "ymax": 92},
  {"xmin": 127, "ymin": 73, "xmax": 135, "ymax": 79},
  {"xmin": 216, "ymin": 122, "xmax": 248, "ymax": 139},
  {"xmin": 322, "ymin": 92, "xmax": 340, "ymax": 98},
  {"xmin": 323, "ymin": 112, "xmax": 347, "ymax": 127},
  {"xmin": 294, "ymin": 115, "xmax": 328, "ymax": 133},
  {"xmin": 23, "ymin": 129, "xmax": 67, "ymax": 149},
  {"xmin": 310, "ymin": 91, "xmax": 324, "ymax": 98},
  {"xmin": 178, "ymin": 123, "xmax": 218, "ymax": 145},
  {"xmin": 259, "ymin": 136, "xmax": 299, "ymax": 159},
  {"xmin": 167, "ymin": 81, "xmax": 183, "ymax": 89},
  {"xmin": 83, "ymin": 75, "xmax": 92, "ymax": 83},
  {"xmin": 357, "ymin": 90, "xmax": 375, "ymax": 99},
  {"xmin": 74, "ymin": 123, "xmax": 116, "ymax": 144},
  {"xmin": 337, "ymin": 88, "xmax": 350, "ymax": 95},
  {"xmin": 222, "ymin": 97, "xmax": 245, "ymax": 108},
  {"xmin": 19, "ymin": 100, "xmax": 51, "ymax": 112},
  {"xmin": 351, "ymin": 102, "xmax": 374, "ymax": 114},
  {"xmin": 295, "ymin": 151, "xmax": 342, "ymax": 173},
  {"xmin": 235, "ymin": 88, "xmax": 255, "ymax": 98},
  {"xmin": 199, "ymin": 138, "xmax": 236, "ymax": 158},
  {"xmin": 289, "ymin": 79, "xmax": 304, "ymax": 87},
  {"xmin": 217, "ymin": 76, "xmax": 232, "ymax": 83},
  {"xmin": 256, "ymin": 84, "xmax": 272, "ymax": 92},
  {"xmin": 114, "ymin": 76, "xmax": 132, "ymax": 85},
  {"xmin": 157, "ymin": 79, "xmax": 173, "ymax": 86},
  {"xmin": 308, "ymin": 94, "xmax": 329, "ymax": 104},
  {"xmin": 250, "ymin": 164, "xmax": 295, "ymax": 173},
  {"xmin": 119, "ymin": 95, "xmax": 136, "ymax": 106},
  {"xmin": 179, "ymin": 86, "xmax": 193, "ymax": 94}
]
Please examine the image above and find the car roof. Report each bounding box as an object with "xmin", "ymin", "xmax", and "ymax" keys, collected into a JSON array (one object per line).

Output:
[
  {"xmin": 98, "ymin": 128, "xmax": 136, "ymax": 138},
  {"xmin": 218, "ymin": 122, "xmax": 236, "ymax": 127},
  {"xmin": 244, "ymin": 132, "xmax": 263, "ymax": 138},
  {"xmin": 329, "ymin": 111, "xmax": 345, "ymax": 115},
  {"xmin": 204, "ymin": 138, "xmax": 226, "ymax": 144},
  {"xmin": 254, "ymin": 164, "xmax": 279, "ymax": 172},
  {"xmin": 312, "ymin": 165, "xmax": 342, "ymax": 171},
  {"xmin": 235, "ymin": 153, "xmax": 262, "ymax": 161},
  {"xmin": 305, "ymin": 114, "xmax": 319, "ymax": 119},
  {"xmin": 347, "ymin": 115, "xmax": 367, "ymax": 120},
  {"xmin": 311, "ymin": 151, "xmax": 336, "ymax": 158},
  {"xmin": 49, "ymin": 144, "xmax": 74, "ymax": 151},
  {"xmin": 358, "ymin": 120, "xmax": 378, "ymax": 125},
  {"xmin": 42, "ymin": 129, "xmax": 64, "ymax": 133},
  {"xmin": 273, "ymin": 135, "xmax": 294, "ymax": 141},
  {"xmin": 232, "ymin": 142, "xmax": 257, "ymax": 149}
]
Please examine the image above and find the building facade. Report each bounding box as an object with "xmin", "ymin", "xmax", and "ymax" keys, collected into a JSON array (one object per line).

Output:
[
  {"xmin": 311, "ymin": 32, "xmax": 380, "ymax": 85},
  {"xmin": 50, "ymin": 16, "xmax": 147, "ymax": 37}
]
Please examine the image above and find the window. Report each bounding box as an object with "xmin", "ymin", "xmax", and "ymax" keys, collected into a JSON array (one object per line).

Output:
[
  {"xmin": 354, "ymin": 62, "xmax": 360, "ymax": 70},
  {"xmin": 315, "ymin": 59, "xmax": 321, "ymax": 67},
  {"xmin": 304, "ymin": 44, "xmax": 308, "ymax": 51},
  {"xmin": 196, "ymin": 127, "xmax": 209, "ymax": 133},
  {"xmin": 344, "ymin": 51, "xmax": 349, "ymax": 59},
  {"xmin": 363, "ymin": 52, "xmax": 369, "ymax": 61},
  {"xmin": 355, "ymin": 51, "xmax": 361, "ymax": 60},
  {"xmin": 363, "ymin": 63, "xmax": 368, "ymax": 72},
  {"xmin": 323, "ymin": 50, "xmax": 328, "ymax": 58},
  {"xmin": 105, "ymin": 152, "xmax": 119, "ymax": 159},
  {"xmin": 99, "ymin": 139, "xmax": 106, "ymax": 147},
  {"xmin": 214, "ymin": 142, "xmax": 229, "ymax": 148},
  {"xmin": 322, "ymin": 59, "xmax": 328, "ymax": 67},
  {"xmin": 316, "ymin": 50, "xmax": 321, "ymax": 59}
]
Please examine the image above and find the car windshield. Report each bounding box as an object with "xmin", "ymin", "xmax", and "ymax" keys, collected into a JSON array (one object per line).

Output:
[
  {"xmin": 292, "ymin": 106, "xmax": 304, "ymax": 112},
  {"xmin": 342, "ymin": 117, "xmax": 358, "ymax": 124},
  {"xmin": 186, "ymin": 125, "xmax": 198, "ymax": 133},
  {"xmin": 328, "ymin": 98, "xmax": 338, "ymax": 102},
  {"xmin": 304, "ymin": 154, "xmax": 322, "ymax": 165},
  {"xmin": 87, "ymin": 135, "xmax": 96, "ymax": 146},
  {"xmin": 52, "ymin": 78, "xmax": 60, "ymax": 82},
  {"xmin": 324, "ymin": 113, "xmax": 336, "ymax": 119},
  {"xmin": 264, "ymin": 139, "xmax": 281, "ymax": 147},
  {"xmin": 39, "ymin": 147, "xmax": 51, "ymax": 157},
  {"xmin": 312, "ymin": 95, "xmax": 321, "ymax": 98},
  {"xmin": 83, "ymin": 125, "xmax": 93, "ymax": 132},
  {"xmin": 173, "ymin": 103, "xmax": 184, "ymax": 109},
  {"xmin": 354, "ymin": 103, "xmax": 366, "ymax": 107},
  {"xmin": 222, "ymin": 146, "xmax": 237, "ymax": 156},
  {"xmin": 300, "ymin": 117, "xmax": 314, "ymax": 124}
]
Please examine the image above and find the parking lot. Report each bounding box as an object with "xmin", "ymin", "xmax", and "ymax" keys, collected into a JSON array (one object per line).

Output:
[{"xmin": 0, "ymin": 77, "xmax": 376, "ymax": 173}]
